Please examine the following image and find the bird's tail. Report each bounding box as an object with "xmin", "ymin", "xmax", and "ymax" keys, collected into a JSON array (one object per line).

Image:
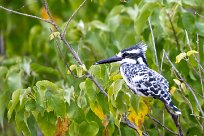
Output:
[{"xmin": 167, "ymin": 102, "xmax": 181, "ymax": 115}]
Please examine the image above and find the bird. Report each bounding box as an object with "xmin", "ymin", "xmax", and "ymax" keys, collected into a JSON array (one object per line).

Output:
[{"xmin": 94, "ymin": 42, "xmax": 181, "ymax": 115}]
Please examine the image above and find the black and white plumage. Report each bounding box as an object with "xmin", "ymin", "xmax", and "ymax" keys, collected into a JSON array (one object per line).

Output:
[{"xmin": 95, "ymin": 42, "xmax": 181, "ymax": 115}]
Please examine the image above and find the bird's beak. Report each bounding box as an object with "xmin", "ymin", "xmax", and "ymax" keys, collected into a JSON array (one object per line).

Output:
[{"xmin": 94, "ymin": 55, "xmax": 122, "ymax": 65}]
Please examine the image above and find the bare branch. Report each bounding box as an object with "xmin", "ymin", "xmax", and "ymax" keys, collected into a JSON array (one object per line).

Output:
[
  {"xmin": 147, "ymin": 114, "xmax": 178, "ymax": 135},
  {"xmin": 194, "ymin": 11, "xmax": 204, "ymax": 19},
  {"xmin": 196, "ymin": 33, "xmax": 204, "ymax": 97},
  {"xmin": 122, "ymin": 114, "xmax": 149, "ymax": 136},
  {"xmin": 190, "ymin": 114, "xmax": 204, "ymax": 119},
  {"xmin": 41, "ymin": 0, "xmax": 60, "ymax": 31},
  {"xmin": 62, "ymin": 0, "xmax": 87, "ymax": 37},
  {"xmin": 185, "ymin": 30, "xmax": 204, "ymax": 73},
  {"xmin": 148, "ymin": 17, "xmax": 160, "ymax": 73},
  {"xmin": 0, "ymin": 5, "xmax": 54, "ymax": 25}
]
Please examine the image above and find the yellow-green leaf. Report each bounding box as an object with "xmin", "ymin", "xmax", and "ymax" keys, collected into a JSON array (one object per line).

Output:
[
  {"xmin": 128, "ymin": 99, "xmax": 150, "ymax": 136},
  {"xmin": 90, "ymin": 102, "xmax": 105, "ymax": 121},
  {"xmin": 67, "ymin": 65, "xmax": 77, "ymax": 75},
  {"xmin": 181, "ymin": 83, "xmax": 187, "ymax": 93},
  {"xmin": 170, "ymin": 86, "xmax": 177, "ymax": 95},
  {"xmin": 173, "ymin": 79, "xmax": 181, "ymax": 86},
  {"xmin": 186, "ymin": 50, "xmax": 198, "ymax": 57},
  {"xmin": 49, "ymin": 32, "xmax": 60, "ymax": 40},
  {"xmin": 110, "ymin": 73, "xmax": 122, "ymax": 81},
  {"xmin": 67, "ymin": 64, "xmax": 85, "ymax": 77},
  {"xmin": 175, "ymin": 52, "xmax": 186, "ymax": 63}
]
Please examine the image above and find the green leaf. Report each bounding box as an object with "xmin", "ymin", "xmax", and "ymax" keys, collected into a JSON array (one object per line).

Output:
[
  {"xmin": 79, "ymin": 121, "xmax": 99, "ymax": 136},
  {"xmin": 195, "ymin": 23, "xmax": 204, "ymax": 36},
  {"xmin": 8, "ymin": 88, "xmax": 31, "ymax": 121},
  {"xmin": 1, "ymin": 57, "xmax": 21, "ymax": 66},
  {"xmin": 130, "ymin": 95, "xmax": 141, "ymax": 113},
  {"xmin": 85, "ymin": 79, "xmax": 97, "ymax": 102},
  {"xmin": 0, "ymin": 66, "xmax": 8, "ymax": 78},
  {"xmin": 134, "ymin": 2, "xmax": 160, "ymax": 35},
  {"xmin": 19, "ymin": 87, "xmax": 31, "ymax": 106},
  {"xmin": 6, "ymin": 70, "xmax": 23, "ymax": 91},
  {"xmin": 35, "ymin": 80, "xmax": 66, "ymax": 116},
  {"xmin": 69, "ymin": 121, "xmax": 80, "ymax": 136},
  {"xmin": 0, "ymin": 90, "xmax": 10, "ymax": 127},
  {"xmin": 77, "ymin": 94, "xmax": 87, "ymax": 109},
  {"xmin": 15, "ymin": 110, "xmax": 31, "ymax": 136},
  {"xmin": 64, "ymin": 86, "xmax": 74, "ymax": 105},
  {"xmin": 21, "ymin": 57, "xmax": 32, "ymax": 76},
  {"xmin": 36, "ymin": 111, "xmax": 56, "ymax": 136},
  {"xmin": 112, "ymin": 79, "xmax": 124, "ymax": 100},
  {"xmin": 31, "ymin": 63, "xmax": 59, "ymax": 76},
  {"xmin": 181, "ymin": 13, "xmax": 196, "ymax": 33},
  {"xmin": 90, "ymin": 20, "xmax": 110, "ymax": 31},
  {"xmin": 66, "ymin": 101, "xmax": 85, "ymax": 123},
  {"xmin": 46, "ymin": 91, "xmax": 66, "ymax": 116},
  {"xmin": 7, "ymin": 89, "xmax": 21, "ymax": 120},
  {"xmin": 115, "ymin": 92, "xmax": 128, "ymax": 113}
]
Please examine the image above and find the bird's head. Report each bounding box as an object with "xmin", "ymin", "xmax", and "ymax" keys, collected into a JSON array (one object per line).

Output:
[{"xmin": 95, "ymin": 42, "xmax": 147, "ymax": 65}]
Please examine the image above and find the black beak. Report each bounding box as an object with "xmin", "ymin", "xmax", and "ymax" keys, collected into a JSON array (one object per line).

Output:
[{"xmin": 94, "ymin": 56, "xmax": 122, "ymax": 65}]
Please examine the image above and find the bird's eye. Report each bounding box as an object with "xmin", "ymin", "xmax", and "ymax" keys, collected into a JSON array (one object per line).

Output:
[{"xmin": 122, "ymin": 53, "xmax": 129, "ymax": 57}]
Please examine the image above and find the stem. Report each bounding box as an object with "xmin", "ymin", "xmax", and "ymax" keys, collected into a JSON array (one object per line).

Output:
[
  {"xmin": 167, "ymin": 12, "xmax": 180, "ymax": 49},
  {"xmin": 148, "ymin": 17, "xmax": 160, "ymax": 73},
  {"xmin": 0, "ymin": 5, "xmax": 53, "ymax": 25},
  {"xmin": 62, "ymin": 0, "xmax": 87, "ymax": 37}
]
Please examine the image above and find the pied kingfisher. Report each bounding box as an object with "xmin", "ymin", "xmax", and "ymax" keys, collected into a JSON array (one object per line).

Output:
[{"xmin": 95, "ymin": 42, "xmax": 181, "ymax": 115}]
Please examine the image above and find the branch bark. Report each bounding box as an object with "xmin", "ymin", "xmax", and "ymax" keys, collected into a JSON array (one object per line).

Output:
[
  {"xmin": 0, "ymin": 5, "xmax": 54, "ymax": 25},
  {"xmin": 148, "ymin": 17, "xmax": 160, "ymax": 73},
  {"xmin": 62, "ymin": 0, "xmax": 87, "ymax": 37}
]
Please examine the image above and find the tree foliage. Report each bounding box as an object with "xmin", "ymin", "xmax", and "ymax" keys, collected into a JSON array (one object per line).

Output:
[{"xmin": 0, "ymin": 0, "xmax": 204, "ymax": 135}]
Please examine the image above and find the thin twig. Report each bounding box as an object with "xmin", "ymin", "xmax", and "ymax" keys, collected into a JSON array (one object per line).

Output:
[
  {"xmin": 150, "ymin": 118, "xmax": 162, "ymax": 136},
  {"xmin": 62, "ymin": 0, "xmax": 87, "ymax": 37},
  {"xmin": 122, "ymin": 114, "xmax": 149, "ymax": 136},
  {"xmin": 163, "ymin": 50, "xmax": 204, "ymax": 118},
  {"xmin": 41, "ymin": 0, "xmax": 60, "ymax": 31},
  {"xmin": 0, "ymin": 5, "xmax": 54, "ymax": 25},
  {"xmin": 196, "ymin": 33, "xmax": 204, "ymax": 97},
  {"xmin": 167, "ymin": 12, "xmax": 180, "ymax": 49},
  {"xmin": 50, "ymin": 28, "xmax": 86, "ymax": 79},
  {"xmin": 185, "ymin": 30, "xmax": 204, "ymax": 73},
  {"xmin": 147, "ymin": 114, "xmax": 178, "ymax": 135},
  {"xmin": 194, "ymin": 11, "xmax": 204, "ymax": 19},
  {"xmin": 148, "ymin": 17, "xmax": 160, "ymax": 73},
  {"xmin": 160, "ymin": 51, "xmax": 165, "ymax": 73},
  {"xmin": 190, "ymin": 114, "xmax": 204, "ymax": 119}
]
